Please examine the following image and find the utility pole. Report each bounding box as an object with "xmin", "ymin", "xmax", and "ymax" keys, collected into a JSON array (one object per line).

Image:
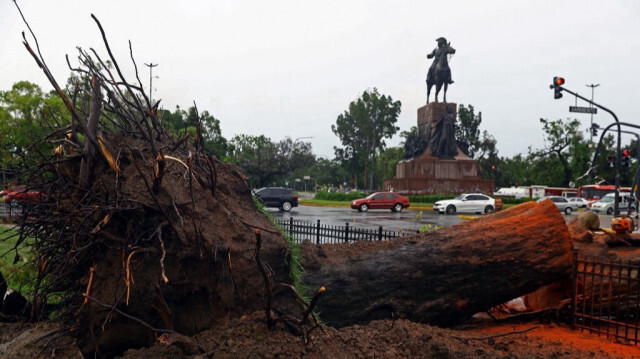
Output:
[
  {"xmin": 586, "ymin": 84, "xmax": 600, "ymax": 158},
  {"xmin": 144, "ymin": 62, "xmax": 158, "ymax": 104}
]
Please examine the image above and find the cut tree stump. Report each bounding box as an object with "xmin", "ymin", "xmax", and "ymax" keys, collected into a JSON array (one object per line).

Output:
[{"xmin": 302, "ymin": 200, "xmax": 573, "ymax": 327}]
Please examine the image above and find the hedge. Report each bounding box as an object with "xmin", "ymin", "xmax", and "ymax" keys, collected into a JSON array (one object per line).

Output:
[{"xmin": 314, "ymin": 191, "xmax": 368, "ymax": 201}]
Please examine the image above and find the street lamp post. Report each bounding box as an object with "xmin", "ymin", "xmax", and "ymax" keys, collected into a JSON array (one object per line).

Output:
[
  {"xmin": 144, "ymin": 62, "xmax": 158, "ymax": 104},
  {"xmin": 586, "ymin": 84, "xmax": 600, "ymax": 157}
]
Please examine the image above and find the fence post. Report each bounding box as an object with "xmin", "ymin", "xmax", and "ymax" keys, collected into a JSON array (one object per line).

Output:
[
  {"xmin": 570, "ymin": 248, "xmax": 579, "ymax": 330},
  {"xmin": 378, "ymin": 226, "xmax": 383, "ymax": 241},
  {"xmin": 345, "ymin": 222, "xmax": 349, "ymax": 242},
  {"xmin": 289, "ymin": 217, "xmax": 293, "ymax": 237},
  {"xmin": 316, "ymin": 219, "xmax": 321, "ymax": 244}
]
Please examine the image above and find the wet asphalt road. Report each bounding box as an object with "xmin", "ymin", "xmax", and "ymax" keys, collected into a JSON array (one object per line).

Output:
[
  {"xmin": 270, "ymin": 205, "xmax": 495, "ymax": 232},
  {"xmin": 267, "ymin": 205, "xmax": 607, "ymax": 232}
]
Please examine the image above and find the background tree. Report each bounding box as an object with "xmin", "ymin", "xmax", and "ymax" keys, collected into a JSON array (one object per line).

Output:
[
  {"xmin": 310, "ymin": 156, "xmax": 348, "ymax": 190},
  {"xmin": 229, "ymin": 134, "xmax": 283, "ymax": 188},
  {"xmin": 529, "ymin": 118, "xmax": 586, "ymax": 187},
  {"xmin": 0, "ymin": 81, "xmax": 70, "ymax": 172},
  {"xmin": 455, "ymin": 104, "xmax": 482, "ymax": 157},
  {"xmin": 332, "ymin": 88, "xmax": 401, "ymax": 190},
  {"xmin": 159, "ymin": 105, "xmax": 229, "ymax": 159},
  {"xmin": 228, "ymin": 135, "xmax": 315, "ymax": 188},
  {"xmin": 376, "ymin": 147, "xmax": 403, "ymax": 186},
  {"xmin": 476, "ymin": 131, "xmax": 500, "ymax": 182},
  {"xmin": 495, "ymin": 154, "xmax": 531, "ymax": 188}
]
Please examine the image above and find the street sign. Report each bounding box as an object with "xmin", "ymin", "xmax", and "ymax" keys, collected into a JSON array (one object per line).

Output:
[
  {"xmin": 303, "ymin": 175, "xmax": 311, "ymax": 180},
  {"xmin": 569, "ymin": 106, "xmax": 597, "ymax": 114}
]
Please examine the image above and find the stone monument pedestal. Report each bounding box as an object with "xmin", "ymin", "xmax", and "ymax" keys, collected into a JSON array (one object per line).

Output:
[{"xmin": 383, "ymin": 102, "xmax": 494, "ymax": 194}]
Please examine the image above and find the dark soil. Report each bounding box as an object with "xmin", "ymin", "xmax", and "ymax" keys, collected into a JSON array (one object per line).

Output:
[{"xmin": 3, "ymin": 310, "xmax": 638, "ymax": 359}]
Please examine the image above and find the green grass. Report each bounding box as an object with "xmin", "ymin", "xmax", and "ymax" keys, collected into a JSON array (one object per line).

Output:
[
  {"xmin": 253, "ymin": 197, "xmax": 308, "ymax": 299},
  {"xmin": 0, "ymin": 226, "xmax": 37, "ymax": 292}
]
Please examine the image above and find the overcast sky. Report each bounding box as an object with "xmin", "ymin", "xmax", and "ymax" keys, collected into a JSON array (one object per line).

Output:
[{"xmin": 2, "ymin": 0, "xmax": 640, "ymax": 159}]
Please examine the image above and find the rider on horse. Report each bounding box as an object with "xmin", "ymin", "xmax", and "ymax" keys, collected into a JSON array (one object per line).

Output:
[{"xmin": 426, "ymin": 37, "xmax": 456, "ymax": 103}]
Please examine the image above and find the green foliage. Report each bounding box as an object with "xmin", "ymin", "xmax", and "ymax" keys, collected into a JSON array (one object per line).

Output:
[
  {"xmin": 332, "ymin": 88, "xmax": 401, "ymax": 190},
  {"xmin": 158, "ymin": 105, "xmax": 229, "ymax": 159},
  {"xmin": 229, "ymin": 135, "xmax": 315, "ymax": 188},
  {"xmin": 376, "ymin": 147, "xmax": 403, "ymax": 182},
  {"xmin": 419, "ymin": 224, "xmax": 442, "ymax": 233},
  {"xmin": 253, "ymin": 197, "xmax": 307, "ymax": 299},
  {"xmin": 528, "ymin": 118, "xmax": 585, "ymax": 187},
  {"xmin": 314, "ymin": 191, "xmax": 367, "ymax": 201},
  {"xmin": 0, "ymin": 227, "xmax": 36, "ymax": 293},
  {"xmin": 311, "ymin": 157, "xmax": 348, "ymax": 189},
  {"xmin": 496, "ymin": 197, "xmax": 536, "ymax": 204},
  {"xmin": 0, "ymin": 81, "xmax": 70, "ymax": 169},
  {"xmin": 456, "ymin": 104, "xmax": 482, "ymax": 158}
]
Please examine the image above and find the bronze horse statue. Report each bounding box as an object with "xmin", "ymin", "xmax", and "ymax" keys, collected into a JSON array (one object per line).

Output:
[{"xmin": 426, "ymin": 38, "xmax": 455, "ymax": 103}]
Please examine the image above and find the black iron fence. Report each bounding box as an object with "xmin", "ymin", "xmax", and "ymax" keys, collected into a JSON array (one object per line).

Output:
[
  {"xmin": 0, "ymin": 202, "xmax": 23, "ymax": 220},
  {"xmin": 275, "ymin": 218, "xmax": 420, "ymax": 244},
  {"xmin": 572, "ymin": 250, "xmax": 640, "ymax": 345}
]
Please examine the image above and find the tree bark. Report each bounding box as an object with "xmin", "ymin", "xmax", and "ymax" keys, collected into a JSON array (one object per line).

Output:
[{"xmin": 302, "ymin": 200, "xmax": 573, "ymax": 327}]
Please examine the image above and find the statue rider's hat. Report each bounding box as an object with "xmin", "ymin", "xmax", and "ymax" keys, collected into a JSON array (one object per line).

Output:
[{"xmin": 436, "ymin": 37, "xmax": 447, "ymax": 44}]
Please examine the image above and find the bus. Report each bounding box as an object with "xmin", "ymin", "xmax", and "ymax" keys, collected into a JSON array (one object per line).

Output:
[
  {"xmin": 544, "ymin": 187, "xmax": 578, "ymax": 198},
  {"xmin": 576, "ymin": 184, "xmax": 632, "ymax": 204}
]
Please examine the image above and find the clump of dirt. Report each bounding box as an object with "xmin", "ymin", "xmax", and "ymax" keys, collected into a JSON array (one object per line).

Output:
[
  {"xmin": 2, "ymin": 310, "xmax": 638, "ymax": 359},
  {"xmin": 114, "ymin": 310, "xmax": 638, "ymax": 359}
]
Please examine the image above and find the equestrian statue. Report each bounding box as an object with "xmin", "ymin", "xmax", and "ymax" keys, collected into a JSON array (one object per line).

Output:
[{"xmin": 426, "ymin": 37, "xmax": 455, "ymax": 103}]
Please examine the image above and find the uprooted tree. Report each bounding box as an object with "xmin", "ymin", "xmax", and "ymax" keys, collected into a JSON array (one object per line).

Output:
[{"xmin": 7, "ymin": 7, "xmax": 574, "ymax": 358}]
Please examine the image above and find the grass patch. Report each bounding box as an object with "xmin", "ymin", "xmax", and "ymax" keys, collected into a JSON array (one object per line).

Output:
[
  {"xmin": 0, "ymin": 226, "xmax": 37, "ymax": 293},
  {"xmin": 253, "ymin": 197, "xmax": 308, "ymax": 299}
]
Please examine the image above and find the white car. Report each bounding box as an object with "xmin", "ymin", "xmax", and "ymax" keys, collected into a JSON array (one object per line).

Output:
[
  {"xmin": 591, "ymin": 192, "xmax": 636, "ymax": 215},
  {"xmin": 537, "ymin": 196, "xmax": 577, "ymax": 215},
  {"xmin": 568, "ymin": 197, "xmax": 590, "ymax": 209},
  {"xmin": 433, "ymin": 193, "xmax": 495, "ymax": 215}
]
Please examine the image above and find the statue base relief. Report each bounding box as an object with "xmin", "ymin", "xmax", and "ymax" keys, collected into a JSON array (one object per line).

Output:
[{"xmin": 383, "ymin": 102, "xmax": 494, "ymax": 194}]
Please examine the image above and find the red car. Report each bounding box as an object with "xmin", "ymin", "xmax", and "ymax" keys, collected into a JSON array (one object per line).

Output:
[
  {"xmin": 0, "ymin": 185, "xmax": 26, "ymax": 199},
  {"xmin": 350, "ymin": 192, "xmax": 410, "ymax": 212},
  {"xmin": 4, "ymin": 187, "xmax": 44, "ymax": 203}
]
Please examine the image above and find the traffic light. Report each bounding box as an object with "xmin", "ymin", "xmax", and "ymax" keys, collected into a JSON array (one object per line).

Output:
[
  {"xmin": 590, "ymin": 123, "xmax": 599, "ymax": 137},
  {"xmin": 623, "ymin": 149, "xmax": 631, "ymax": 168},
  {"xmin": 608, "ymin": 155, "xmax": 615, "ymax": 168},
  {"xmin": 552, "ymin": 76, "xmax": 565, "ymax": 99}
]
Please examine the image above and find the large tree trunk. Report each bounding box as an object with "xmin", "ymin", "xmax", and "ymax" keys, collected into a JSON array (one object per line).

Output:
[{"xmin": 302, "ymin": 200, "xmax": 573, "ymax": 327}]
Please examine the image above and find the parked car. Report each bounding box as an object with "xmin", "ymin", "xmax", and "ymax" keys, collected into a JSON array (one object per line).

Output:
[
  {"xmin": 536, "ymin": 196, "xmax": 576, "ymax": 215},
  {"xmin": 568, "ymin": 197, "xmax": 590, "ymax": 209},
  {"xmin": 0, "ymin": 185, "xmax": 26, "ymax": 199},
  {"xmin": 4, "ymin": 189, "xmax": 44, "ymax": 203},
  {"xmin": 350, "ymin": 192, "xmax": 410, "ymax": 212},
  {"xmin": 254, "ymin": 187, "xmax": 298, "ymax": 212},
  {"xmin": 590, "ymin": 192, "xmax": 636, "ymax": 215},
  {"xmin": 433, "ymin": 193, "xmax": 495, "ymax": 215}
]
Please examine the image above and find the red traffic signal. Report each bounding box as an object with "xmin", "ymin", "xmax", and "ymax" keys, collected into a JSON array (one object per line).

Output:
[
  {"xmin": 552, "ymin": 76, "xmax": 564, "ymax": 99},
  {"xmin": 623, "ymin": 150, "xmax": 631, "ymax": 168}
]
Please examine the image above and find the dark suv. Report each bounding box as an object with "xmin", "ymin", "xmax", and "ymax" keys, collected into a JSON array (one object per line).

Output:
[{"xmin": 255, "ymin": 187, "xmax": 298, "ymax": 212}]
